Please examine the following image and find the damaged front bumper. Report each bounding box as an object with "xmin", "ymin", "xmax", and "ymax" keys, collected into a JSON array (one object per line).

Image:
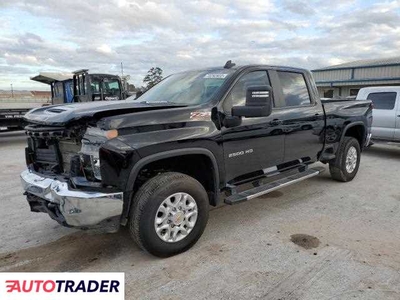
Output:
[{"xmin": 20, "ymin": 169, "xmax": 123, "ymax": 231}]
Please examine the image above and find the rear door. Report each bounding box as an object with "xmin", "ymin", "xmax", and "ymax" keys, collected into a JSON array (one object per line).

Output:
[
  {"xmin": 269, "ymin": 70, "xmax": 325, "ymax": 164},
  {"xmin": 366, "ymin": 92, "xmax": 397, "ymax": 140}
]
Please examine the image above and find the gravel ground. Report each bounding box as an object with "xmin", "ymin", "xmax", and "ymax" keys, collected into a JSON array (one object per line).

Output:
[{"xmin": 0, "ymin": 130, "xmax": 399, "ymax": 300}]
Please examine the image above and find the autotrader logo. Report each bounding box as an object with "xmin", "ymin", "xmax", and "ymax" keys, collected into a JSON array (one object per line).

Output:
[
  {"xmin": 6, "ymin": 279, "xmax": 120, "ymax": 293},
  {"xmin": 0, "ymin": 273, "xmax": 124, "ymax": 300}
]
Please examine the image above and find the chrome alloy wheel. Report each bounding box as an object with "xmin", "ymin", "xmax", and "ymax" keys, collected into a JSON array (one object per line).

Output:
[
  {"xmin": 154, "ymin": 192, "xmax": 198, "ymax": 243},
  {"xmin": 345, "ymin": 146, "xmax": 358, "ymax": 173}
]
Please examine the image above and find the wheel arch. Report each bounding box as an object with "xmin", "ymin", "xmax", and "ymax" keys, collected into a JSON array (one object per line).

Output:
[
  {"xmin": 341, "ymin": 121, "xmax": 366, "ymax": 149},
  {"xmin": 123, "ymin": 148, "xmax": 220, "ymax": 223}
]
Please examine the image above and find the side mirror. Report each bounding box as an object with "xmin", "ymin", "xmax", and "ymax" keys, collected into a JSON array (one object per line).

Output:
[{"xmin": 232, "ymin": 85, "xmax": 273, "ymax": 118}]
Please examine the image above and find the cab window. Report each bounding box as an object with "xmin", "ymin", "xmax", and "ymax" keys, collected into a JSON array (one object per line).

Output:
[
  {"xmin": 223, "ymin": 71, "xmax": 270, "ymax": 113},
  {"xmin": 367, "ymin": 92, "xmax": 396, "ymax": 110},
  {"xmin": 277, "ymin": 71, "xmax": 311, "ymax": 107}
]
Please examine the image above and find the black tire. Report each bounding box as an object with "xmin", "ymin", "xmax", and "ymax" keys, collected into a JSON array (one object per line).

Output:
[
  {"xmin": 129, "ymin": 172, "xmax": 209, "ymax": 257},
  {"xmin": 329, "ymin": 137, "xmax": 361, "ymax": 182}
]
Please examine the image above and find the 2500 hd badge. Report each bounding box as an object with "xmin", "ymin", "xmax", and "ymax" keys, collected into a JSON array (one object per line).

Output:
[{"xmin": 228, "ymin": 149, "xmax": 254, "ymax": 158}]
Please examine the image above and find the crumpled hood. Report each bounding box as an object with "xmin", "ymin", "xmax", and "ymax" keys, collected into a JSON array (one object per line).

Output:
[{"xmin": 23, "ymin": 100, "xmax": 183, "ymax": 126}]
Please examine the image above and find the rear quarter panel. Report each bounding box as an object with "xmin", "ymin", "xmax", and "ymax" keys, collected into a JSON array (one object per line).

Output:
[{"xmin": 322, "ymin": 99, "xmax": 372, "ymax": 150}]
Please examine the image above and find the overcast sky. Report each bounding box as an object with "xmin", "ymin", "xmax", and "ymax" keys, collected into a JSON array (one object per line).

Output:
[{"xmin": 1, "ymin": 0, "xmax": 400, "ymax": 90}]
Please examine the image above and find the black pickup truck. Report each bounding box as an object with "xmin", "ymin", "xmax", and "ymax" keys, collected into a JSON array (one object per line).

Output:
[{"xmin": 20, "ymin": 63, "xmax": 373, "ymax": 257}]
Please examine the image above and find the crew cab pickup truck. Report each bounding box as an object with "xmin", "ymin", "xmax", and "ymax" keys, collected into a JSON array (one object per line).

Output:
[
  {"xmin": 20, "ymin": 63, "xmax": 373, "ymax": 257},
  {"xmin": 356, "ymin": 86, "xmax": 400, "ymax": 142}
]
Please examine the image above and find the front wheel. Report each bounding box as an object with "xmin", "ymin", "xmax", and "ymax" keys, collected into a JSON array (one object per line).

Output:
[
  {"xmin": 129, "ymin": 172, "xmax": 209, "ymax": 257},
  {"xmin": 329, "ymin": 137, "xmax": 361, "ymax": 182}
]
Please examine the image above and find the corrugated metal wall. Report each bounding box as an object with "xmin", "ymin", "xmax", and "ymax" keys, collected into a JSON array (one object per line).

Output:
[
  {"xmin": 313, "ymin": 69, "xmax": 352, "ymax": 81},
  {"xmin": 354, "ymin": 66, "xmax": 400, "ymax": 79},
  {"xmin": 313, "ymin": 64, "xmax": 400, "ymax": 97}
]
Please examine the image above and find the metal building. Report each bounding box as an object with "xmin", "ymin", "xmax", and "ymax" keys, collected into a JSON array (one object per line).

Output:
[{"xmin": 312, "ymin": 57, "xmax": 400, "ymax": 98}]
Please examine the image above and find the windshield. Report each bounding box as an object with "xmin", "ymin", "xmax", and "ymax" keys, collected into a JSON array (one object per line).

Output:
[
  {"xmin": 91, "ymin": 78, "xmax": 121, "ymax": 96},
  {"xmin": 130, "ymin": 69, "xmax": 235, "ymax": 105}
]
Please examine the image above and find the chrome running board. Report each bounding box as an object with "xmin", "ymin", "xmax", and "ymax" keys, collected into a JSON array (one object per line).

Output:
[{"xmin": 224, "ymin": 167, "xmax": 325, "ymax": 205}]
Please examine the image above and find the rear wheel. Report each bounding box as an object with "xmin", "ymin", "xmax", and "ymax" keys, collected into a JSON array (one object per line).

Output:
[
  {"xmin": 129, "ymin": 172, "xmax": 209, "ymax": 257},
  {"xmin": 329, "ymin": 137, "xmax": 361, "ymax": 182}
]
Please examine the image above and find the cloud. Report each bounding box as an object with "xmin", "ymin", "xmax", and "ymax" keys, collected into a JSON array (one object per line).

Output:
[
  {"xmin": 281, "ymin": 0, "xmax": 316, "ymax": 16},
  {"xmin": 0, "ymin": 0, "xmax": 399, "ymax": 90},
  {"xmin": 96, "ymin": 44, "xmax": 113, "ymax": 55},
  {"xmin": 231, "ymin": 0, "xmax": 276, "ymax": 17},
  {"xmin": 4, "ymin": 53, "xmax": 39, "ymax": 65}
]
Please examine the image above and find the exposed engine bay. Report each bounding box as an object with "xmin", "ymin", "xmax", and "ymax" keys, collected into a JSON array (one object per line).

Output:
[{"xmin": 25, "ymin": 123, "xmax": 110, "ymax": 185}]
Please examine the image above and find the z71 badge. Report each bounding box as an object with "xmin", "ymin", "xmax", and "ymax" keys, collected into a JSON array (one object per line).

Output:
[{"xmin": 190, "ymin": 112, "xmax": 212, "ymax": 120}]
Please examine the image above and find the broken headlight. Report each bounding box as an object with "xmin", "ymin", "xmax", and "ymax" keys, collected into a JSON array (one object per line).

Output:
[
  {"xmin": 79, "ymin": 127, "xmax": 118, "ymax": 181},
  {"xmin": 80, "ymin": 140, "xmax": 102, "ymax": 180},
  {"xmin": 90, "ymin": 156, "xmax": 101, "ymax": 180}
]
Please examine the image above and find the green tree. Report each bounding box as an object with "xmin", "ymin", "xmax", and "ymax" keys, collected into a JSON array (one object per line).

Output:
[
  {"xmin": 127, "ymin": 83, "xmax": 136, "ymax": 92},
  {"xmin": 143, "ymin": 67, "xmax": 163, "ymax": 90}
]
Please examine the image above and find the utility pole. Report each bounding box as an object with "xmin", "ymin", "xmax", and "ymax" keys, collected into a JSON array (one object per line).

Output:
[
  {"xmin": 121, "ymin": 62, "xmax": 124, "ymax": 77},
  {"xmin": 10, "ymin": 84, "xmax": 14, "ymax": 98}
]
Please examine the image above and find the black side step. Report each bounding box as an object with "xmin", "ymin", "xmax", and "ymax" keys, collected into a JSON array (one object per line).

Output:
[
  {"xmin": 224, "ymin": 167, "xmax": 325, "ymax": 205},
  {"xmin": 320, "ymin": 145, "xmax": 336, "ymax": 162},
  {"xmin": 320, "ymin": 152, "xmax": 336, "ymax": 161}
]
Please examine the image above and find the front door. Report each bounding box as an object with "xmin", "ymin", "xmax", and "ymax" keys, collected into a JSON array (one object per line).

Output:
[{"xmin": 220, "ymin": 70, "xmax": 285, "ymax": 184}]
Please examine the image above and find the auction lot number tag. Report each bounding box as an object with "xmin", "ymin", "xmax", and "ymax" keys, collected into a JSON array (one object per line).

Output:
[{"xmin": 0, "ymin": 272, "xmax": 124, "ymax": 300}]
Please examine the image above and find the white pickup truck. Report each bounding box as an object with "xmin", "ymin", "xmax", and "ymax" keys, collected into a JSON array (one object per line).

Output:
[{"xmin": 357, "ymin": 87, "xmax": 400, "ymax": 142}]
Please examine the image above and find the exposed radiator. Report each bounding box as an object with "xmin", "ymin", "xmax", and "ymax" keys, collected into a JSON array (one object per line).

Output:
[{"xmin": 58, "ymin": 140, "xmax": 82, "ymax": 174}]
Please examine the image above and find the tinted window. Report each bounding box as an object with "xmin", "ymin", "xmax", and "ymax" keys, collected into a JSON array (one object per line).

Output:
[
  {"xmin": 324, "ymin": 90, "xmax": 333, "ymax": 98},
  {"xmin": 367, "ymin": 92, "xmax": 396, "ymax": 110},
  {"xmin": 223, "ymin": 71, "xmax": 270, "ymax": 113},
  {"xmin": 277, "ymin": 72, "xmax": 311, "ymax": 107},
  {"xmin": 52, "ymin": 81, "xmax": 64, "ymax": 104},
  {"xmin": 91, "ymin": 82, "xmax": 100, "ymax": 93},
  {"xmin": 53, "ymin": 82, "xmax": 64, "ymax": 98}
]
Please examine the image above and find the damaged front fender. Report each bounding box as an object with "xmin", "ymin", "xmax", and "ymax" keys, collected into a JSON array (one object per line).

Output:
[{"xmin": 98, "ymin": 137, "xmax": 139, "ymax": 190}]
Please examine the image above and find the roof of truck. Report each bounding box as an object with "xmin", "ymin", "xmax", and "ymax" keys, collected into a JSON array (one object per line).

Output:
[
  {"xmin": 175, "ymin": 64, "xmax": 310, "ymax": 75},
  {"xmin": 356, "ymin": 86, "xmax": 400, "ymax": 99},
  {"xmin": 358, "ymin": 86, "xmax": 400, "ymax": 93}
]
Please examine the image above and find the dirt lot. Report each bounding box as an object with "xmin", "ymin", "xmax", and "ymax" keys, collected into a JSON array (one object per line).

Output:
[{"xmin": 1, "ymin": 130, "xmax": 399, "ymax": 299}]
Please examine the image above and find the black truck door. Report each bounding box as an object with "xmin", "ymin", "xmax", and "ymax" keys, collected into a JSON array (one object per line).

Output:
[
  {"xmin": 270, "ymin": 70, "xmax": 324, "ymax": 164},
  {"xmin": 220, "ymin": 70, "xmax": 285, "ymax": 184}
]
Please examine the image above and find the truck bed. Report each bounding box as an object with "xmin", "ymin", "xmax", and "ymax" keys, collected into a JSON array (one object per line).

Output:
[
  {"xmin": 0, "ymin": 102, "xmax": 44, "ymax": 129},
  {"xmin": 0, "ymin": 102, "xmax": 45, "ymax": 110}
]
